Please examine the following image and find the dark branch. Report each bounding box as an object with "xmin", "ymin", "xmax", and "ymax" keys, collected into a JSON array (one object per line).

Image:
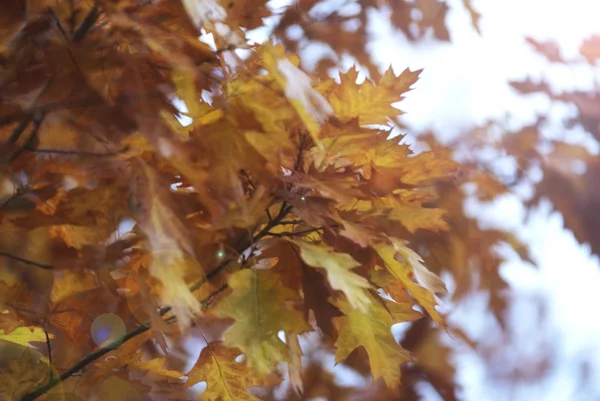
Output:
[
  {"xmin": 43, "ymin": 323, "xmax": 53, "ymax": 380},
  {"xmin": 0, "ymin": 252, "xmax": 53, "ymax": 270},
  {"xmin": 278, "ymin": 219, "xmax": 305, "ymax": 225},
  {"xmin": 8, "ymin": 117, "xmax": 32, "ymax": 144},
  {"xmin": 9, "ymin": 115, "xmax": 44, "ymax": 162},
  {"xmin": 29, "ymin": 148, "xmax": 124, "ymax": 158},
  {"xmin": 72, "ymin": 2, "xmax": 100, "ymax": 42},
  {"xmin": 240, "ymin": 169, "xmax": 257, "ymax": 191}
]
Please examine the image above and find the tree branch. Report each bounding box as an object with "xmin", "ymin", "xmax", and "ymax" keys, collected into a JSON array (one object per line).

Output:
[
  {"xmin": 20, "ymin": 201, "xmax": 295, "ymax": 401},
  {"xmin": 240, "ymin": 169, "xmax": 257, "ymax": 191},
  {"xmin": 0, "ymin": 251, "xmax": 54, "ymax": 270},
  {"xmin": 21, "ymin": 131, "xmax": 309, "ymax": 401},
  {"xmin": 72, "ymin": 2, "xmax": 100, "ymax": 42},
  {"xmin": 20, "ymin": 285, "xmax": 227, "ymax": 401},
  {"xmin": 278, "ymin": 219, "xmax": 305, "ymax": 225},
  {"xmin": 28, "ymin": 148, "xmax": 124, "ymax": 158}
]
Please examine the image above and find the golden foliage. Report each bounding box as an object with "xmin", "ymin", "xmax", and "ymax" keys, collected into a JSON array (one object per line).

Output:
[{"xmin": 0, "ymin": 1, "xmax": 545, "ymax": 401}]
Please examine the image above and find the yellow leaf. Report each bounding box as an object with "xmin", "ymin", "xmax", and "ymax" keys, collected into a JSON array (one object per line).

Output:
[
  {"xmin": 51, "ymin": 270, "xmax": 98, "ymax": 304},
  {"xmin": 326, "ymin": 66, "xmax": 421, "ymax": 126},
  {"xmin": 133, "ymin": 162, "xmax": 201, "ymax": 330},
  {"xmin": 396, "ymin": 151, "xmax": 459, "ymax": 185},
  {"xmin": 387, "ymin": 201, "xmax": 449, "ymax": 233},
  {"xmin": 374, "ymin": 241, "xmax": 446, "ymax": 326},
  {"xmin": 333, "ymin": 294, "xmax": 416, "ymax": 388},
  {"xmin": 245, "ymin": 130, "xmax": 292, "ymax": 170},
  {"xmin": 131, "ymin": 355, "xmax": 185, "ymax": 380},
  {"xmin": 286, "ymin": 332, "xmax": 303, "ymax": 395},
  {"xmin": 209, "ymin": 269, "xmax": 310, "ymax": 374},
  {"xmin": 0, "ymin": 347, "xmax": 52, "ymax": 401},
  {"xmin": 291, "ymin": 240, "xmax": 372, "ymax": 312},
  {"xmin": 185, "ymin": 342, "xmax": 280, "ymax": 401},
  {"xmin": 261, "ymin": 44, "xmax": 332, "ymax": 144},
  {"xmin": 391, "ymin": 238, "xmax": 448, "ymax": 296},
  {"xmin": 0, "ymin": 327, "xmax": 52, "ymax": 348}
]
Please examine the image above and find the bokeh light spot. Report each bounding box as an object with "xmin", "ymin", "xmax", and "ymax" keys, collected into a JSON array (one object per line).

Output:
[{"xmin": 91, "ymin": 313, "xmax": 126, "ymax": 348}]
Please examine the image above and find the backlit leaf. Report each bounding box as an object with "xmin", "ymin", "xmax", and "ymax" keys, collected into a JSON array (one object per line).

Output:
[
  {"xmin": 209, "ymin": 269, "xmax": 311, "ymax": 373},
  {"xmin": 185, "ymin": 342, "xmax": 280, "ymax": 401}
]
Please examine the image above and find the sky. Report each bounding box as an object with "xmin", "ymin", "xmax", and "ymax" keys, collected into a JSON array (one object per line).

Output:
[{"xmin": 367, "ymin": 0, "xmax": 600, "ymax": 399}]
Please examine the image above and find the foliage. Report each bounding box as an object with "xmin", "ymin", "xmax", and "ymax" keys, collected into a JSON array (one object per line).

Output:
[{"xmin": 0, "ymin": 0, "xmax": 569, "ymax": 400}]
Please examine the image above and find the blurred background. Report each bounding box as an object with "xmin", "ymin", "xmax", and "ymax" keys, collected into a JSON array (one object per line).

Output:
[{"xmin": 369, "ymin": 1, "xmax": 600, "ymax": 400}]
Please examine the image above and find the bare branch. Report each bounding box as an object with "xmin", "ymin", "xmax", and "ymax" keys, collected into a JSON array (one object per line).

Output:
[
  {"xmin": 29, "ymin": 148, "xmax": 124, "ymax": 158},
  {"xmin": 0, "ymin": 251, "xmax": 53, "ymax": 270},
  {"xmin": 278, "ymin": 219, "xmax": 305, "ymax": 225},
  {"xmin": 72, "ymin": 2, "xmax": 100, "ymax": 42}
]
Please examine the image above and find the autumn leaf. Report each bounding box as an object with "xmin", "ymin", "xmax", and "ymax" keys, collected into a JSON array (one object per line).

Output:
[
  {"xmin": 132, "ymin": 161, "xmax": 202, "ymax": 330},
  {"xmin": 50, "ymin": 270, "xmax": 98, "ymax": 304},
  {"xmin": 374, "ymin": 240, "xmax": 447, "ymax": 326},
  {"xmin": 209, "ymin": 269, "xmax": 311, "ymax": 373},
  {"xmin": 0, "ymin": 348, "xmax": 50, "ymax": 401},
  {"xmin": 261, "ymin": 44, "xmax": 333, "ymax": 142},
  {"xmin": 185, "ymin": 342, "xmax": 280, "ymax": 401},
  {"xmin": 291, "ymin": 239, "xmax": 372, "ymax": 312},
  {"xmin": 333, "ymin": 294, "xmax": 420, "ymax": 388},
  {"xmin": 0, "ymin": 1, "xmax": 539, "ymax": 399},
  {"xmin": 324, "ymin": 66, "xmax": 421, "ymax": 126},
  {"xmin": 286, "ymin": 332, "xmax": 304, "ymax": 395},
  {"xmin": 0, "ymin": 327, "xmax": 52, "ymax": 348},
  {"xmin": 386, "ymin": 199, "xmax": 450, "ymax": 233},
  {"xmin": 129, "ymin": 355, "xmax": 185, "ymax": 381}
]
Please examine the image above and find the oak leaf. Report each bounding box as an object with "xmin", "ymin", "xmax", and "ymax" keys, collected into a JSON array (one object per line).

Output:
[
  {"xmin": 209, "ymin": 269, "xmax": 311, "ymax": 374},
  {"xmin": 291, "ymin": 239, "xmax": 372, "ymax": 312},
  {"xmin": 374, "ymin": 240, "xmax": 447, "ymax": 326},
  {"xmin": 185, "ymin": 342, "xmax": 280, "ymax": 401},
  {"xmin": 0, "ymin": 348, "xmax": 50, "ymax": 401},
  {"xmin": 0, "ymin": 327, "xmax": 52, "ymax": 348},
  {"xmin": 333, "ymin": 294, "xmax": 420, "ymax": 388},
  {"xmin": 325, "ymin": 67, "xmax": 421, "ymax": 126}
]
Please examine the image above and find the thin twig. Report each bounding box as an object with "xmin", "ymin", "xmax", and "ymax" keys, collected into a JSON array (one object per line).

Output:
[
  {"xmin": 265, "ymin": 207, "xmax": 273, "ymax": 222},
  {"xmin": 29, "ymin": 148, "xmax": 124, "ymax": 158},
  {"xmin": 48, "ymin": 6, "xmax": 69, "ymax": 41},
  {"xmin": 266, "ymin": 226, "xmax": 325, "ymax": 238},
  {"xmin": 43, "ymin": 322, "xmax": 53, "ymax": 380},
  {"xmin": 9, "ymin": 115, "xmax": 44, "ymax": 162},
  {"xmin": 7, "ymin": 117, "xmax": 32, "ymax": 144},
  {"xmin": 0, "ymin": 251, "xmax": 53, "ymax": 270},
  {"xmin": 279, "ymin": 132, "xmax": 307, "ymax": 216},
  {"xmin": 72, "ymin": 2, "xmax": 100, "ymax": 42},
  {"xmin": 278, "ymin": 219, "xmax": 305, "ymax": 225},
  {"xmin": 240, "ymin": 169, "xmax": 257, "ymax": 191}
]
